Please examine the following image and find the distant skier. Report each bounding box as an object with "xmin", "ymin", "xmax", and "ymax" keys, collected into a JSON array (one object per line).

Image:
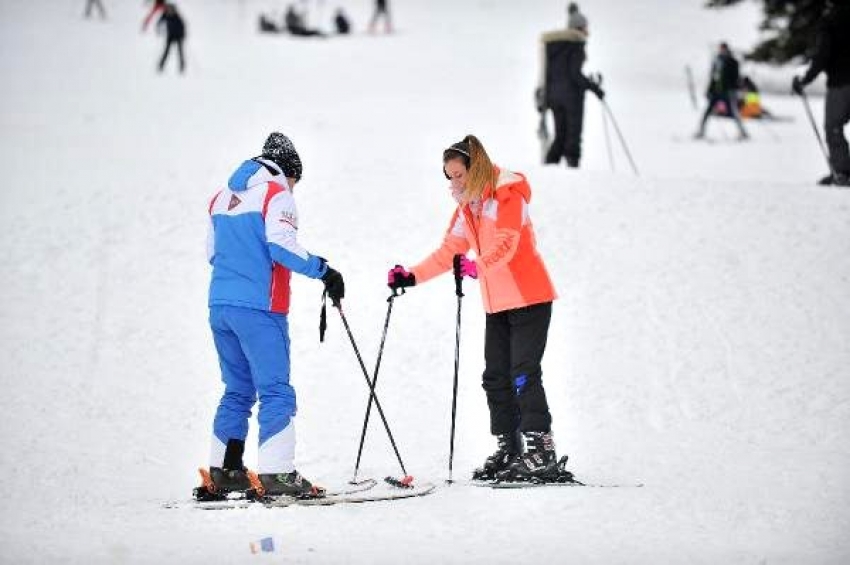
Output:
[
  {"xmin": 142, "ymin": 0, "xmax": 166, "ymax": 32},
  {"xmin": 566, "ymin": 1, "xmax": 587, "ymax": 31},
  {"xmin": 157, "ymin": 3, "xmax": 186, "ymax": 74},
  {"xmin": 792, "ymin": 0, "xmax": 850, "ymax": 187},
  {"xmin": 387, "ymin": 135, "xmax": 563, "ymax": 482},
  {"xmin": 258, "ymin": 13, "xmax": 281, "ymax": 34},
  {"xmin": 539, "ymin": 2, "xmax": 604, "ymax": 168},
  {"xmin": 204, "ymin": 132, "xmax": 345, "ymax": 497},
  {"xmin": 368, "ymin": 0, "xmax": 392, "ymax": 34},
  {"xmin": 284, "ymin": 5, "xmax": 325, "ymax": 37},
  {"xmin": 334, "ymin": 8, "xmax": 352, "ymax": 35},
  {"xmin": 84, "ymin": 0, "xmax": 106, "ymax": 19},
  {"xmin": 694, "ymin": 42, "xmax": 749, "ymax": 141}
]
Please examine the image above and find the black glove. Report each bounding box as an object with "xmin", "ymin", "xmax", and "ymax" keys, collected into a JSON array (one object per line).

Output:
[
  {"xmin": 588, "ymin": 81, "xmax": 605, "ymax": 100},
  {"xmin": 791, "ymin": 76, "xmax": 805, "ymax": 96},
  {"xmin": 387, "ymin": 265, "xmax": 416, "ymax": 291},
  {"xmin": 322, "ymin": 266, "xmax": 345, "ymax": 306},
  {"xmin": 534, "ymin": 86, "xmax": 547, "ymax": 112},
  {"xmin": 588, "ymin": 73, "xmax": 605, "ymax": 100}
]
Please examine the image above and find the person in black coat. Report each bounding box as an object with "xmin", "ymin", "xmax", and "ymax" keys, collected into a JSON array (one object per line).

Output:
[
  {"xmin": 793, "ymin": 1, "xmax": 850, "ymax": 186},
  {"xmin": 334, "ymin": 8, "xmax": 351, "ymax": 35},
  {"xmin": 284, "ymin": 5, "xmax": 325, "ymax": 37},
  {"xmin": 157, "ymin": 3, "xmax": 186, "ymax": 74},
  {"xmin": 695, "ymin": 42, "xmax": 748, "ymax": 140},
  {"xmin": 539, "ymin": 5, "xmax": 604, "ymax": 168}
]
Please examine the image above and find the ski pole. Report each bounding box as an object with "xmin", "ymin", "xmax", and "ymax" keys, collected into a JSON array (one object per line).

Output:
[
  {"xmin": 601, "ymin": 100, "xmax": 640, "ymax": 176},
  {"xmin": 350, "ymin": 292, "xmax": 397, "ymax": 484},
  {"xmin": 601, "ymin": 101, "xmax": 615, "ymax": 172},
  {"xmin": 447, "ymin": 255, "xmax": 464, "ymax": 484},
  {"xmin": 335, "ymin": 303, "xmax": 411, "ymax": 482},
  {"xmin": 593, "ymin": 73, "xmax": 615, "ymax": 172},
  {"xmin": 799, "ymin": 90, "xmax": 834, "ymax": 177},
  {"xmin": 685, "ymin": 65, "xmax": 698, "ymax": 111}
]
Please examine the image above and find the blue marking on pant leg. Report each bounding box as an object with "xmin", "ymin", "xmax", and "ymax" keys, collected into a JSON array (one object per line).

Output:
[{"xmin": 514, "ymin": 374, "xmax": 527, "ymax": 395}]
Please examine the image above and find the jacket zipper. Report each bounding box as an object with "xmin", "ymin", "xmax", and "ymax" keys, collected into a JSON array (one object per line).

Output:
[{"xmin": 461, "ymin": 202, "xmax": 495, "ymax": 311}]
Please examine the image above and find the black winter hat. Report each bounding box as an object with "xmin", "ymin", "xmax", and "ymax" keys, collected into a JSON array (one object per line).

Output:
[{"xmin": 261, "ymin": 132, "xmax": 302, "ymax": 181}]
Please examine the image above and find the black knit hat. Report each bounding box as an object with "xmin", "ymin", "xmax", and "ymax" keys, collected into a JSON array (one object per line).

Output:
[{"xmin": 261, "ymin": 132, "xmax": 302, "ymax": 181}]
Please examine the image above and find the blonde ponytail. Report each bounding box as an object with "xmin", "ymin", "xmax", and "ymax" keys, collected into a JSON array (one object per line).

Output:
[{"xmin": 461, "ymin": 135, "xmax": 497, "ymax": 203}]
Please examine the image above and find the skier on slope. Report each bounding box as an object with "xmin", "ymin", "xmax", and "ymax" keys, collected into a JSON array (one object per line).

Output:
[
  {"xmin": 694, "ymin": 42, "xmax": 749, "ymax": 141},
  {"xmin": 204, "ymin": 132, "xmax": 345, "ymax": 497},
  {"xmin": 156, "ymin": 3, "xmax": 187, "ymax": 74},
  {"xmin": 538, "ymin": 2, "xmax": 604, "ymax": 168},
  {"xmin": 792, "ymin": 0, "xmax": 850, "ymax": 187},
  {"xmin": 388, "ymin": 135, "xmax": 563, "ymax": 482}
]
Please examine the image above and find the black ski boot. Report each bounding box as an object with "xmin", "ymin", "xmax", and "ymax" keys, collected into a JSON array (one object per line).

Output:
[
  {"xmin": 259, "ymin": 470, "xmax": 325, "ymax": 498},
  {"xmin": 209, "ymin": 466, "xmax": 252, "ymax": 492},
  {"xmin": 472, "ymin": 431, "xmax": 524, "ymax": 481},
  {"xmin": 819, "ymin": 172, "xmax": 850, "ymax": 186},
  {"xmin": 496, "ymin": 431, "xmax": 559, "ymax": 482},
  {"xmin": 194, "ymin": 439, "xmax": 253, "ymax": 500}
]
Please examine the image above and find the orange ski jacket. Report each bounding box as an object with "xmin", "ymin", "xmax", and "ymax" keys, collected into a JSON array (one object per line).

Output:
[{"xmin": 411, "ymin": 167, "xmax": 557, "ymax": 314}]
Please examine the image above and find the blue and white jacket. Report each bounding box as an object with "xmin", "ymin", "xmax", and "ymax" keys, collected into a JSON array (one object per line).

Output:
[{"xmin": 207, "ymin": 158, "xmax": 326, "ymax": 314}]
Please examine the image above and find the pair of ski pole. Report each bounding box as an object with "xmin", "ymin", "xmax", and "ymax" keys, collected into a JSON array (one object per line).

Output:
[
  {"xmin": 330, "ymin": 255, "xmax": 467, "ymax": 486},
  {"xmin": 591, "ymin": 74, "xmax": 640, "ymax": 176}
]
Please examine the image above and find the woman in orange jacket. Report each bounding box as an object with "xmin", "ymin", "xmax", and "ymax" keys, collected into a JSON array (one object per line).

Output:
[{"xmin": 388, "ymin": 134, "xmax": 560, "ymax": 481}]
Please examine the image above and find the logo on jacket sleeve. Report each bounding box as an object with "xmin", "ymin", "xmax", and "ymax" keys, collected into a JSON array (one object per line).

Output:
[
  {"xmin": 228, "ymin": 194, "xmax": 242, "ymax": 211},
  {"xmin": 279, "ymin": 210, "xmax": 298, "ymax": 229}
]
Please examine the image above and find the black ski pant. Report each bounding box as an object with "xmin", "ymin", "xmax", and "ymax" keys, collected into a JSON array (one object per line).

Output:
[
  {"xmin": 482, "ymin": 302, "xmax": 553, "ymax": 436},
  {"xmin": 545, "ymin": 96, "xmax": 585, "ymax": 167},
  {"xmin": 159, "ymin": 37, "xmax": 185, "ymax": 73},
  {"xmin": 825, "ymin": 84, "xmax": 850, "ymax": 175}
]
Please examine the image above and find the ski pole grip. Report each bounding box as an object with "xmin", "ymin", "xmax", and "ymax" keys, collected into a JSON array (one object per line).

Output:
[{"xmin": 452, "ymin": 254, "xmax": 464, "ymax": 298}]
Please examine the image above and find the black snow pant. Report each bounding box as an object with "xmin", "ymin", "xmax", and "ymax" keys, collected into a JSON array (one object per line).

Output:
[
  {"xmin": 545, "ymin": 95, "xmax": 585, "ymax": 167},
  {"xmin": 482, "ymin": 302, "xmax": 553, "ymax": 436},
  {"xmin": 159, "ymin": 37, "xmax": 185, "ymax": 73},
  {"xmin": 825, "ymin": 84, "xmax": 850, "ymax": 175}
]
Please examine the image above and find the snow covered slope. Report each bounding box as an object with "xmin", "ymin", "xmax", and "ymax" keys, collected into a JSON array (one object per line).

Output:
[{"xmin": 1, "ymin": 1, "xmax": 848, "ymax": 563}]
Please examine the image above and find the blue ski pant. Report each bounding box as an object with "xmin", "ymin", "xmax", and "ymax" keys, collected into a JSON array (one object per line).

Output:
[{"xmin": 209, "ymin": 305, "xmax": 295, "ymax": 446}]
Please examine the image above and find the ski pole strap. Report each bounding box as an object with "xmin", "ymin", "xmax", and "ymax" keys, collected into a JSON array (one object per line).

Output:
[
  {"xmin": 452, "ymin": 254, "xmax": 464, "ymax": 298},
  {"xmin": 319, "ymin": 291, "xmax": 328, "ymax": 343}
]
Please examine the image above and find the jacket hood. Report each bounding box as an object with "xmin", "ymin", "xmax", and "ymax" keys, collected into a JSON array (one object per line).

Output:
[
  {"xmin": 540, "ymin": 28, "xmax": 587, "ymax": 44},
  {"xmin": 227, "ymin": 158, "xmax": 285, "ymax": 192},
  {"xmin": 485, "ymin": 167, "xmax": 531, "ymax": 203}
]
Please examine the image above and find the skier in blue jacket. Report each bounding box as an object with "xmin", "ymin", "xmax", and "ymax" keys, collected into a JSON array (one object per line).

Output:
[{"xmin": 204, "ymin": 132, "xmax": 344, "ymax": 497}]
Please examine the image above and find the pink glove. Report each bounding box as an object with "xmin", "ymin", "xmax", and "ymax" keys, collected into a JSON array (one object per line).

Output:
[
  {"xmin": 458, "ymin": 255, "xmax": 477, "ymax": 279},
  {"xmin": 387, "ymin": 265, "xmax": 416, "ymax": 290}
]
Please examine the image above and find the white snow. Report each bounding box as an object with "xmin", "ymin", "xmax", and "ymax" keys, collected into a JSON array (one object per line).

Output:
[{"xmin": 1, "ymin": 0, "xmax": 848, "ymax": 563}]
